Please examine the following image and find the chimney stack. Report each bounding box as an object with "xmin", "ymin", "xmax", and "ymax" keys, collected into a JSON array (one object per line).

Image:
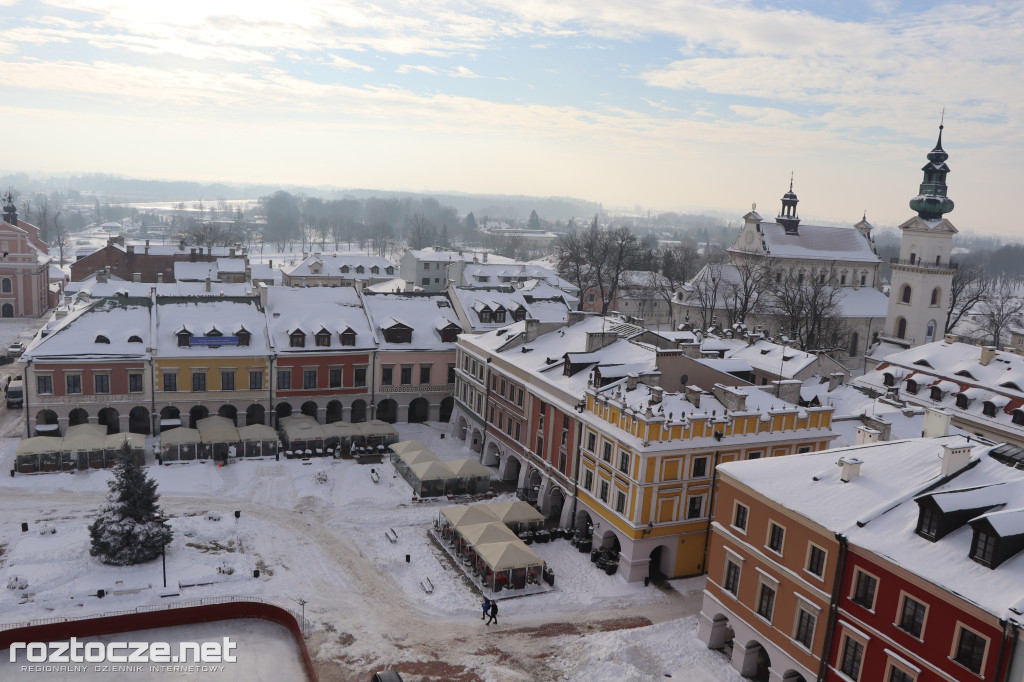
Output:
[
  {"xmin": 838, "ymin": 456, "xmax": 863, "ymax": 482},
  {"xmin": 157, "ymin": 272, "xmax": 163, "ymax": 284},
  {"xmin": 651, "ymin": 386, "xmax": 664, "ymax": 404},
  {"xmin": 525, "ymin": 318, "xmax": 540, "ymax": 342},
  {"xmin": 941, "ymin": 443, "xmax": 973, "ymax": 477},
  {"xmin": 828, "ymin": 372, "xmax": 845, "ymax": 392},
  {"xmin": 96, "ymin": 269, "xmax": 108, "ymax": 284},
  {"xmin": 684, "ymin": 385, "xmax": 701, "ymax": 408},
  {"xmin": 626, "ymin": 374, "xmax": 638, "ymax": 391},
  {"xmin": 132, "ymin": 272, "xmax": 141, "ymax": 283},
  {"xmin": 980, "ymin": 346, "xmax": 997, "ymax": 366},
  {"xmin": 144, "ymin": 239, "xmax": 150, "ymax": 254},
  {"xmin": 567, "ymin": 310, "xmax": 587, "ymax": 326},
  {"xmin": 205, "ymin": 275, "xmax": 211, "ymax": 293}
]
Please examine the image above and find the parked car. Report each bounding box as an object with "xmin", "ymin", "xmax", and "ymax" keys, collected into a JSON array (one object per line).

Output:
[
  {"xmin": 6, "ymin": 379, "xmax": 23, "ymax": 409},
  {"xmin": 371, "ymin": 671, "xmax": 403, "ymax": 682},
  {"xmin": 7, "ymin": 341, "xmax": 25, "ymax": 357}
]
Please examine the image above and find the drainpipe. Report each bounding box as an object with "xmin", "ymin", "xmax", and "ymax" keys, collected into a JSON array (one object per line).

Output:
[
  {"xmin": 700, "ymin": 449, "xmax": 722, "ymax": 574},
  {"xmin": 149, "ymin": 356, "xmax": 156, "ymax": 437},
  {"xmin": 269, "ymin": 353, "xmax": 276, "ymax": 427},
  {"xmin": 817, "ymin": 533, "xmax": 849, "ymax": 682},
  {"xmin": 369, "ymin": 348, "xmax": 376, "ymax": 421},
  {"xmin": 996, "ymin": 617, "xmax": 1019, "ymax": 682},
  {"xmin": 569, "ymin": 408, "xmax": 584, "ymax": 530},
  {"xmin": 23, "ymin": 358, "xmax": 31, "ymax": 438}
]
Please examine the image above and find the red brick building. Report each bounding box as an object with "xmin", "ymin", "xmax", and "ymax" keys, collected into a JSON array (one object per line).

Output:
[
  {"xmin": 70, "ymin": 237, "xmax": 242, "ymax": 283},
  {"xmin": 0, "ymin": 193, "xmax": 50, "ymax": 317}
]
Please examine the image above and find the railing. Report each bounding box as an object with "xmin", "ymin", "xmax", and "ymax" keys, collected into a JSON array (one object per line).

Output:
[
  {"xmin": 878, "ymin": 334, "xmax": 916, "ymax": 345},
  {"xmin": 888, "ymin": 257, "xmax": 958, "ymax": 271}
]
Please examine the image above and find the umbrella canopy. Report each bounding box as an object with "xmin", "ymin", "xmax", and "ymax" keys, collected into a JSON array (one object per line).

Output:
[
  {"xmin": 446, "ymin": 458, "xmax": 492, "ymax": 478},
  {"xmin": 486, "ymin": 500, "xmax": 545, "ymax": 525},
  {"xmin": 281, "ymin": 419, "xmax": 326, "ymax": 442},
  {"xmin": 458, "ymin": 522, "xmax": 520, "ymax": 547},
  {"xmin": 161, "ymin": 427, "xmax": 202, "ymax": 446},
  {"xmin": 399, "ymin": 449, "xmax": 439, "ymax": 466},
  {"xmin": 323, "ymin": 422, "xmax": 360, "ymax": 438},
  {"xmin": 409, "ymin": 460, "xmax": 454, "ymax": 482},
  {"xmin": 278, "ymin": 414, "xmax": 317, "ymax": 428},
  {"xmin": 237, "ymin": 424, "xmax": 278, "ymax": 442},
  {"xmin": 440, "ymin": 505, "xmax": 501, "ymax": 529},
  {"xmin": 62, "ymin": 424, "xmax": 107, "ymax": 452},
  {"xmin": 105, "ymin": 432, "xmax": 146, "ymax": 450},
  {"xmin": 475, "ymin": 540, "xmax": 543, "ymax": 571},
  {"xmin": 391, "ymin": 440, "xmax": 428, "ymax": 454},
  {"xmin": 196, "ymin": 416, "xmax": 240, "ymax": 443},
  {"xmin": 358, "ymin": 420, "xmax": 398, "ymax": 438},
  {"xmin": 16, "ymin": 436, "xmax": 63, "ymax": 456}
]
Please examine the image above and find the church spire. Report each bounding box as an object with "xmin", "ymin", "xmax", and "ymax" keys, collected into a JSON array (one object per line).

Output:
[
  {"xmin": 777, "ymin": 172, "xmax": 800, "ymax": 234},
  {"xmin": 909, "ymin": 120, "xmax": 954, "ymax": 220}
]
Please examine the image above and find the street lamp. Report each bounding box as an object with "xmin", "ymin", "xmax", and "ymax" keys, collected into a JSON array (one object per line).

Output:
[
  {"xmin": 297, "ymin": 598, "xmax": 308, "ymax": 637},
  {"xmin": 155, "ymin": 515, "xmax": 168, "ymax": 588}
]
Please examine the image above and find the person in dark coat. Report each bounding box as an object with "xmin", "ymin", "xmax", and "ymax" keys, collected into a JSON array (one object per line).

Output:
[
  {"xmin": 486, "ymin": 599, "xmax": 498, "ymax": 625},
  {"xmin": 481, "ymin": 597, "xmax": 490, "ymax": 620}
]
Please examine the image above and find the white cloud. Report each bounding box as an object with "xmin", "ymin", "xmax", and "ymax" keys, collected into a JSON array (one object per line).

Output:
[
  {"xmin": 330, "ymin": 55, "xmax": 374, "ymax": 72},
  {"xmin": 397, "ymin": 64, "xmax": 437, "ymax": 75},
  {"xmin": 450, "ymin": 66, "xmax": 481, "ymax": 78}
]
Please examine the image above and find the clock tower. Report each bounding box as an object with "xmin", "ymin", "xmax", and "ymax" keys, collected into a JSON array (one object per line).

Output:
[{"xmin": 883, "ymin": 124, "xmax": 958, "ymax": 348}]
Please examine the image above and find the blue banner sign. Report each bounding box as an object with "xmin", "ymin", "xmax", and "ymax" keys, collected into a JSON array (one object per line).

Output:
[{"xmin": 190, "ymin": 336, "xmax": 239, "ymax": 346}]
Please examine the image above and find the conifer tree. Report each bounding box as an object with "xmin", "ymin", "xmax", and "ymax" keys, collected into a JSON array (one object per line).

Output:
[{"xmin": 89, "ymin": 443, "xmax": 173, "ymax": 566}]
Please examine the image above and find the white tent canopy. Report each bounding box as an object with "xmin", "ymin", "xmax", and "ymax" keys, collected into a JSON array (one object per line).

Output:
[
  {"xmin": 196, "ymin": 416, "xmax": 240, "ymax": 443},
  {"xmin": 474, "ymin": 540, "xmax": 543, "ymax": 571},
  {"xmin": 391, "ymin": 440, "xmax": 428, "ymax": 454},
  {"xmin": 440, "ymin": 505, "xmax": 501, "ymax": 529},
  {"xmin": 16, "ymin": 436, "xmax": 63, "ymax": 456},
  {"xmin": 486, "ymin": 500, "xmax": 545, "ymax": 525},
  {"xmin": 237, "ymin": 424, "xmax": 278, "ymax": 442},
  {"xmin": 62, "ymin": 424, "xmax": 107, "ymax": 452},
  {"xmin": 447, "ymin": 459, "xmax": 492, "ymax": 479},
  {"xmin": 409, "ymin": 460, "xmax": 454, "ymax": 482},
  {"xmin": 161, "ymin": 427, "xmax": 202, "ymax": 446},
  {"xmin": 458, "ymin": 522, "xmax": 520, "ymax": 547}
]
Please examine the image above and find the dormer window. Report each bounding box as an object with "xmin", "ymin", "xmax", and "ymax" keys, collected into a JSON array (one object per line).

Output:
[
  {"xmin": 341, "ymin": 265, "xmax": 350, "ymax": 274},
  {"xmin": 913, "ymin": 359, "xmax": 933, "ymax": 368},
  {"xmin": 371, "ymin": 265, "xmax": 379, "ymax": 274},
  {"xmin": 1014, "ymin": 409, "xmax": 1024, "ymax": 426},
  {"xmin": 513, "ymin": 308, "xmax": 527, "ymax": 322},
  {"xmin": 494, "ymin": 308, "xmax": 506, "ymax": 323},
  {"xmin": 970, "ymin": 530, "xmax": 998, "ymax": 567},
  {"xmin": 383, "ymin": 324, "xmax": 412, "ymax": 343},
  {"xmin": 983, "ymin": 401, "xmax": 998, "ymax": 417},
  {"xmin": 236, "ymin": 329, "xmax": 251, "ymax": 346},
  {"xmin": 905, "ymin": 379, "xmax": 918, "ymax": 395},
  {"xmin": 177, "ymin": 331, "xmax": 192, "ymax": 347},
  {"xmin": 386, "ymin": 266, "xmax": 394, "ymax": 275},
  {"xmin": 340, "ymin": 328, "xmax": 356, "ymax": 346},
  {"xmin": 315, "ymin": 328, "xmax": 331, "ymax": 347},
  {"xmin": 440, "ymin": 324, "xmax": 460, "ymax": 343},
  {"xmin": 917, "ymin": 505, "xmax": 940, "ymax": 539},
  {"xmin": 930, "ymin": 386, "xmax": 944, "ymax": 401},
  {"xmin": 127, "ymin": 335, "xmax": 143, "ymax": 343},
  {"xmin": 289, "ymin": 330, "xmax": 306, "ymax": 348},
  {"xmin": 206, "ymin": 329, "xmax": 222, "ymax": 337},
  {"xmin": 95, "ymin": 335, "xmax": 110, "ymax": 344},
  {"xmin": 480, "ymin": 308, "xmax": 492, "ymax": 323},
  {"xmin": 310, "ymin": 264, "xmax": 321, "ymax": 274},
  {"xmin": 955, "ymin": 393, "xmax": 971, "ymax": 409},
  {"xmin": 356, "ymin": 265, "xmax": 364, "ymax": 274},
  {"xmin": 883, "ymin": 373, "xmax": 895, "ymax": 387},
  {"xmin": 955, "ymin": 369, "xmax": 976, "ymax": 380}
]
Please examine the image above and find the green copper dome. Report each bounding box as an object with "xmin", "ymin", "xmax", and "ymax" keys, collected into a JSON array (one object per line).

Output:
[{"xmin": 910, "ymin": 125, "xmax": 954, "ymax": 220}]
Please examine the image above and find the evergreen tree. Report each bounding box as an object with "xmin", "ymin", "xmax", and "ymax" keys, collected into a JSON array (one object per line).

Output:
[
  {"xmin": 89, "ymin": 443, "xmax": 173, "ymax": 566},
  {"xmin": 527, "ymin": 209, "xmax": 541, "ymax": 231}
]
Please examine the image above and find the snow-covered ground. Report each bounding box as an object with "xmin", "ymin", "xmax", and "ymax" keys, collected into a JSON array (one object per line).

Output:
[{"xmin": 0, "ymin": 422, "xmax": 739, "ymax": 680}]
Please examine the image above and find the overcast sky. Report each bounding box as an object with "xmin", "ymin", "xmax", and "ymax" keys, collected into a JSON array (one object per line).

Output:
[{"xmin": 2, "ymin": 1, "xmax": 1021, "ymax": 234}]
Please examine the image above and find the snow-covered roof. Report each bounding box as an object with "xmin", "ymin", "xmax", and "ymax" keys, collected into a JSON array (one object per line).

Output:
[
  {"xmin": 24, "ymin": 298, "xmax": 151, "ymax": 361},
  {"xmin": 449, "ymin": 286, "xmax": 569, "ymax": 331},
  {"xmin": 155, "ymin": 298, "xmax": 270, "ymax": 357},
  {"xmin": 834, "ymin": 286, "xmax": 889, "ymax": 318},
  {"xmin": 518, "ymin": 278, "xmax": 580, "ymax": 305},
  {"xmin": 753, "ymin": 221, "xmax": 880, "ymax": 263},
  {"xmin": 460, "ymin": 262, "xmax": 579, "ymax": 293},
  {"xmin": 283, "ymin": 253, "xmax": 395, "ymax": 279},
  {"xmin": 265, "ymin": 286, "xmax": 373, "ymax": 353},
  {"xmin": 216, "ymin": 257, "xmax": 246, "ymax": 273},
  {"xmin": 362, "ymin": 292, "xmax": 462, "ymax": 351},
  {"xmin": 174, "ymin": 261, "xmax": 219, "ymax": 281},
  {"xmin": 721, "ymin": 339, "xmax": 817, "ymax": 379},
  {"xmin": 407, "ymin": 248, "xmax": 514, "ymax": 264}
]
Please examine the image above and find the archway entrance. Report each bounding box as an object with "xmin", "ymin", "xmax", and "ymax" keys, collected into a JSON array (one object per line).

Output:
[
  {"xmin": 439, "ymin": 397, "xmax": 454, "ymax": 423},
  {"xmin": 649, "ymin": 545, "xmax": 666, "ymax": 583},
  {"xmin": 575, "ymin": 509, "xmax": 593, "ymax": 532},
  {"xmin": 470, "ymin": 427, "xmax": 483, "ymax": 454},
  {"xmin": 408, "ymin": 398, "xmax": 429, "ymax": 423},
  {"xmin": 548, "ymin": 486, "xmax": 565, "ymax": 521},
  {"xmin": 781, "ymin": 671, "xmax": 807, "ymax": 682},
  {"xmin": 68, "ymin": 408, "xmax": 89, "ymax": 427},
  {"xmin": 350, "ymin": 399, "xmax": 366, "ymax": 423},
  {"xmin": 377, "ymin": 399, "xmax": 398, "ymax": 424},
  {"xmin": 128, "ymin": 406, "xmax": 150, "ymax": 434},
  {"xmin": 503, "ymin": 455, "xmax": 521, "ymax": 483},
  {"xmin": 1, "ymin": 303, "xmax": 12, "ymax": 318},
  {"xmin": 98, "ymin": 407, "xmax": 120, "ymax": 434},
  {"xmin": 35, "ymin": 409, "xmax": 59, "ymax": 437},
  {"xmin": 275, "ymin": 402, "xmax": 292, "ymax": 424},
  {"xmin": 600, "ymin": 531, "xmax": 621, "ymax": 554},
  {"xmin": 189, "ymin": 405, "xmax": 209, "ymax": 429},
  {"xmin": 455, "ymin": 415, "xmax": 468, "ymax": 441},
  {"xmin": 706, "ymin": 613, "xmax": 735, "ymax": 653},
  {"xmin": 218, "ymin": 404, "xmax": 238, "ymax": 426},
  {"xmin": 301, "ymin": 401, "xmax": 319, "ymax": 420},
  {"xmin": 246, "ymin": 404, "xmax": 265, "ymax": 425},
  {"xmin": 159, "ymin": 406, "xmax": 180, "ymax": 432},
  {"xmin": 740, "ymin": 642, "xmax": 771, "ymax": 682},
  {"xmin": 326, "ymin": 400, "xmax": 343, "ymax": 424}
]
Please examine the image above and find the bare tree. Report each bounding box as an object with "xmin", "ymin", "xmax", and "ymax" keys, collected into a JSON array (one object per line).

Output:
[
  {"xmin": 685, "ymin": 262, "xmax": 725, "ymax": 330},
  {"xmin": 720, "ymin": 251, "xmax": 773, "ymax": 327},
  {"xmin": 769, "ymin": 272, "xmax": 844, "ymax": 350},
  {"xmin": 555, "ymin": 226, "xmax": 597, "ymax": 311},
  {"xmin": 946, "ymin": 266, "xmax": 993, "ymax": 333},
  {"xmin": 974, "ymin": 279, "xmax": 1024, "ymax": 346}
]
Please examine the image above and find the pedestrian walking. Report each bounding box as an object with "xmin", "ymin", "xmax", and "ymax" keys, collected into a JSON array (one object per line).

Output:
[
  {"xmin": 486, "ymin": 599, "xmax": 498, "ymax": 625},
  {"xmin": 481, "ymin": 597, "xmax": 490, "ymax": 620}
]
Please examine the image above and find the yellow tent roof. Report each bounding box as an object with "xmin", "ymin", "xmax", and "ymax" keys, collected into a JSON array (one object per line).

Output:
[
  {"xmin": 105, "ymin": 432, "xmax": 146, "ymax": 450},
  {"xmin": 391, "ymin": 440, "xmax": 428, "ymax": 454},
  {"xmin": 485, "ymin": 500, "xmax": 545, "ymax": 525},
  {"xmin": 446, "ymin": 458, "xmax": 492, "ymax": 478},
  {"xmin": 16, "ymin": 436, "xmax": 63, "ymax": 456},
  {"xmin": 196, "ymin": 416, "xmax": 240, "ymax": 443},
  {"xmin": 458, "ymin": 521, "xmax": 520, "ymax": 547},
  {"xmin": 474, "ymin": 540, "xmax": 543, "ymax": 571},
  {"xmin": 399, "ymin": 449, "xmax": 439, "ymax": 466},
  {"xmin": 237, "ymin": 424, "xmax": 278, "ymax": 442},
  {"xmin": 409, "ymin": 460, "xmax": 454, "ymax": 482},
  {"xmin": 62, "ymin": 424, "xmax": 108, "ymax": 452},
  {"xmin": 161, "ymin": 427, "xmax": 202, "ymax": 446},
  {"xmin": 440, "ymin": 505, "xmax": 501, "ymax": 529}
]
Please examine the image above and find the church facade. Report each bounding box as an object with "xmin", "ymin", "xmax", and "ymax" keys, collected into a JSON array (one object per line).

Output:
[{"xmin": 0, "ymin": 191, "xmax": 51, "ymax": 318}]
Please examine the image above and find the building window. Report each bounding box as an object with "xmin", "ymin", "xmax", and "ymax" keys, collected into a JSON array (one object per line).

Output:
[
  {"xmin": 807, "ymin": 545, "xmax": 826, "ymax": 577},
  {"xmin": 354, "ymin": 368, "xmax": 366, "ymax": 387},
  {"xmin": 400, "ymin": 366, "xmax": 412, "ymax": 385},
  {"xmin": 420, "ymin": 365, "xmax": 431, "ymax": 384},
  {"xmin": 897, "ymin": 594, "xmax": 927, "ymax": 639},
  {"xmin": 839, "ymin": 636, "xmax": 865, "ymax": 679},
  {"xmin": 381, "ymin": 367, "xmax": 393, "ymax": 385},
  {"xmin": 756, "ymin": 583, "xmax": 776, "ymax": 621},
  {"xmin": 733, "ymin": 503, "xmax": 749, "ymax": 532},
  {"xmin": 289, "ymin": 330, "xmax": 305, "ymax": 348},
  {"xmin": 599, "ymin": 480, "xmax": 609, "ymax": 502},
  {"xmin": 983, "ymin": 401, "xmax": 997, "ymax": 417},
  {"xmin": 163, "ymin": 373, "xmax": 177, "ymax": 392},
  {"xmin": 480, "ymin": 309, "xmax": 492, "ymax": 323},
  {"xmin": 794, "ymin": 608, "xmax": 816, "ymax": 649},
  {"xmin": 128, "ymin": 373, "xmax": 142, "ymax": 393},
  {"xmin": 278, "ymin": 371, "xmax": 291, "ymax": 390},
  {"xmin": 584, "ymin": 470, "xmax": 593, "ymax": 491},
  {"xmin": 615, "ymin": 492, "xmax": 626, "ymax": 513},
  {"xmin": 315, "ymin": 330, "xmax": 331, "ymax": 347},
  {"xmin": 303, "ymin": 369, "xmax": 318, "ymax": 389},
  {"xmin": 221, "ymin": 371, "xmax": 235, "ymax": 391},
  {"xmin": 340, "ymin": 330, "xmax": 356, "ymax": 346},
  {"xmin": 692, "ymin": 456, "xmax": 708, "ymax": 478},
  {"xmin": 723, "ymin": 560, "xmax": 740, "ymax": 595},
  {"xmin": 37, "ymin": 375, "xmax": 52, "ymax": 395},
  {"xmin": 447, "ymin": 363, "xmax": 456, "ymax": 384},
  {"xmin": 953, "ymin": 624, "xmax": 988, "ymax": 674},
  {"xmin": 0, "ymin": 278, "xmax": 10, "ymax": 293},
  {"xmin": 971, "ymin": 530, "xmax": 997, "ymax": 566},
  {"xmin": 887, "ymin": 665, "xmax": 915, "ymax": 682},
  {"xmin": 586, "ymin": 433, "xmax": 596, "ymax": 451},
  {"xmin": 192, "ymin": 372, "xmax": 206, "ymax": 392},
  {"xmin": 177, "ymin": 332, "xmax": 191, "ymax": 347},
  {"xmin": 687, "ymin": 496, "xmax": 703, "ymax": 519},
  {"xmin": 619, "ymin": 452, "xmax": 630, "ymax": 474},
  {"xmin": 66, "ymin": 374, "xmax": 82, "ymax": 395},
  {"xmin": 236, "ymin": 329, "xmax": 251, "ymax": 346},
  {"xmin": 421, "ymin": 277, "xmax": 430, "ymax": 286},
  {"xmin": 249, "ymin": 371, "xmax": 262, "ymax": 390},
  {"xmin": 767, "ymin": 523, "xmax": 785, "ymax": 553},
  {"xmin": 851, "ymin": 569, "xmax": 878, "ymax": 610},
  {"xmin": 917, "ymin": 505, "xmax": 940, "ymax": 539},
  {"xmin": 329, "ymin": 368, "xmax": 342, "ymax": 388},
  {"xmin": 602, "ymin": 442, "xmax": 612, "ymax": 462},
  {"xmin": 748, "ymin": 451, "xmax": 762, "ymax": 460}
]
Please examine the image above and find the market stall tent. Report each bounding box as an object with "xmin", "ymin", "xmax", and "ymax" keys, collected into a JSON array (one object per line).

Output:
[
  {"xmin": 407, "ymin": 460, "xmax": 456, "ymax": 497},
  {"xmin": 439, "ymin": 505, "xmax": 501, "ymax": 530},
  {"xmin": 474, "ymin": 539, "xmax": 545, "ymax": 592},
  {"xmin": 486, "ymin": 500, "xmax": 545, "ymax": 531},
  {"xmin": 390, "ymin": 440, "xmax": 428, "ymax": 455},
  {"xmin": 160, "ymin": 427, "xmax": 206, "ymax": 461},
  {"xmin": 15, "ymin": 436, "xmax": 64, "ymax": 473},
  {"xmin": 446, "ymin": 458, "xmax": 492, "ymax": 495},
  {"xmin": 196, "ymin": 416, "xmax": 241, "ymax": 460},
  {"xmin": 237, "ymin": 424, "xmax": 280, "ymax": 458}
]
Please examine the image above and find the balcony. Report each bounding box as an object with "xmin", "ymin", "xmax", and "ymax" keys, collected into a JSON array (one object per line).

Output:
[{"xmin": 888, "ymin": 257, "xmax": 958, "ymax": 271}]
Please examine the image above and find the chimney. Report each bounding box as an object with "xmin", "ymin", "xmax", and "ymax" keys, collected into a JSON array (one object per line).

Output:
[
  {"xmin": 157, "ymin": 272, "xmax": 163, "ymax": 284},
  {"xmin": 269, "ymin": 259, "xmax": 273, "ymax": 268},
  {"xmin": 855, "ymin": 426, "xmax": 880, "ymax": 445},
  {"xmin": 205, "ymin": 275, "xmax": 211, "ymax": 292},
  {"xmin": 922, "ymin": 408, "xmax": 952, "ymax": 438},
  {"xmin": 980, "ymin": 346, "xmax": 997, "ymax": 366},
  {"xmin": 684, "ymin": 385, "xmax": 701, "ymax": 408},
  {"xmin": 567, "ymin": 310, "xmax": 587, "ymax": 326},
  {"xmin": 245, "ymin": 266, "xmax": 251, "ymax": 281},
  {"xmin": 828, "ymin": 372, "xmax": 844, "ymax": 391},
  {"xmin": 626, "ymin": 374, "xmax": 638, "ymax": 391},
  {"xmin": 770, "ymin": 379, "xmax": 802, "ymax": 404},
  {"xmin": 126, "ymin": 244, "xmax": 134, "ymax": 255},
  {"xmin": 207, "ymin": 246, "xmax": 212, "ymax": 255},
  {"xmin": 943, "ymin": 333, "xmax": 958, "ymax": 344},
  {"xmin": 229, "ymin": 247, "xmax": 236, "ymax": 257},
  {"xmin": 179, "ymin": 239, "xmax": 186, "ymax": 250},
  {"xmin": 132, "ymin": 272, "xmax": 141, "ymax": 283},
  {"xmin": 711, "ymin": 384, "xmax": 747, "ymax": 412},
  {"xmin": 586, "ymin": 331, "xmax": 618, "ymax": 352},
  {"xmin": 190, "ymin": 248, "xmax": 197, "ymax": 262},
  {"xmin": 96, "ymin": 269, "xmax": 108, "ymax": 284},
  {"xmin": 145, "ymin": 239, "xmax": 150, "ymax": 254},
  {"xmin": 941, "ymin": 443, "xmax": 973, "ymax": 477},
  {"xmin": 483, "ymin": 252, "xmax": 488, "ymax": 262},
  {"xmin": 861, "ymin": 414, "xmax": 892, "ymax": 441},
  {"xmin": 258, "ymin": 282, "xmax": 269, "ymax": 309},
  {"xmin": 838, "ymin": 456, "xmax": 863, "ymax": 482},
  {"xmin": 651, "ymin": 386, "xmax": 664, "ymax": 404},
  {"xmin": 525, "ymin": 318, "xmax": 540, "ymax": 342}
]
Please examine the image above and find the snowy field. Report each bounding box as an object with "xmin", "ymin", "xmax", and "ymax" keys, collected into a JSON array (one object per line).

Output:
[
  {"xmin": 0, "ymin": 619, "xmax": 308, "ymax": 681},
  {"xmin": 0, "ymin": 422, "xmax": 741, "ymax": 680}
]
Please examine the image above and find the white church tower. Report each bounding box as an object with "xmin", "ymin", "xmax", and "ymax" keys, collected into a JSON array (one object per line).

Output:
[{"xmin": 884, "ymin": 124, "xmax": 957, "ymax": 347}]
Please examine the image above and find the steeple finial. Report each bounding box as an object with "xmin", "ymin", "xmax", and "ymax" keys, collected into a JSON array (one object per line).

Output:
[
  {"xmin": 910, "ymin": 119, "xmax": 954, "ymax": 220},
  {"xmin": 789, "ymin": 171, "xmax": 794, "ymax": 192},
  {"xmin": 777, "ymin": 176, "xmax": 800, "ymax": 234}
]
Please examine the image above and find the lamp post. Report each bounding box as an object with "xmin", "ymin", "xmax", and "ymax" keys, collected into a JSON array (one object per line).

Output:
[
  {"xmin": 155, "ymin": 515, "xmax": 168, "ymax": 588},
  {"xmin": 297, "ymin": 598, "xmax": 307, "ymax": 638}
]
